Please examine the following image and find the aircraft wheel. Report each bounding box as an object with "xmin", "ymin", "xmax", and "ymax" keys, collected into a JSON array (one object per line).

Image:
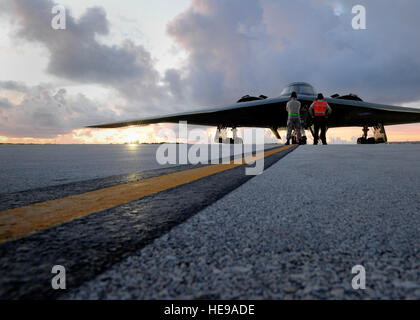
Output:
[
  {"xmin": 367, "ymin": 137, "xmax": 376, "ymax": 144},
  {"xmin": 357, "ymin": 137, "xmax": 367, "ymax": 144}
]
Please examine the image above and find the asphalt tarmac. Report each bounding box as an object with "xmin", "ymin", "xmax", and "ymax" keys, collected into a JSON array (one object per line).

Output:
[
  {"xmin": 0, "ymin": 145, "xmax": 295, "ymax": 299},
  {"xmin": 66, "ymin": 145, "xmax": 420, "ymax": 300},
  {"xmin": 1, "ymin": 144, "xmax": 419, "ymax": 299}
]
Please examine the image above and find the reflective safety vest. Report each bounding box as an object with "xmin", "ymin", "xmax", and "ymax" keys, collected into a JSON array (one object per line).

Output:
[{"xmin": 313, "ymin": 100, "xmax": 328, "ymax": 117}]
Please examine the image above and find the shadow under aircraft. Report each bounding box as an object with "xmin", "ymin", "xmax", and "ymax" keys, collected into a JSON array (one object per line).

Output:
[{"xmin": 89, "ymin": 82, "xmax": 420, "ymax": 144}]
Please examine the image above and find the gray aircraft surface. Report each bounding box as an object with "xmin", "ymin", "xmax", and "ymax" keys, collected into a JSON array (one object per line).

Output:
[{"xmin": 89, "ymin": 82, "xmax": 420, "ymax": 144}]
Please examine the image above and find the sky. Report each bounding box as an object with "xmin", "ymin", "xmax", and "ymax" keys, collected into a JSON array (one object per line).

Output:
[{"xmin": 1, "ymin": 0, "xmax": 420, "ymax": 144}]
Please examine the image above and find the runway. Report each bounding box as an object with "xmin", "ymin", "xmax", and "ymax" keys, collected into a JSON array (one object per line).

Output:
[
  {"xmin": 0, "ymin": 144, "xmax": 295, "ymax": 299},
  {"xmin": 1, "ymin": 144, "xmax": 420, "ymax": 299}
]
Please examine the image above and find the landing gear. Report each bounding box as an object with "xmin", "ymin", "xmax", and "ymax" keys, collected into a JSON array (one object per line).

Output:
[
  {"xmin": 214, "ymin": 126, "xmax": 243, "ymax": 144},
  {"xmin": 357, "ymin": 124, "xmax": 387, "ymax": 144},
  {"xmin": 270, "ymin": 127, "xmax": 281, "ymax": 141},
  {"xmin": 357, "ymin": 126, "xmax": 369, "ymax": 144},
  {"xmin": 214, "ymin": 126, "xmax": 226, "ymax": 144},
  {"xmin": 373, "ymin": 124, "xmax": 388, "ymax": 143},
  {"xmin": 299, "ymin": 125, "xmax": 308, "ymax": 145},
  {"xmin": 291, "ymin": 129, "xmax": 307, "ymax": 145},
  {"xmin": 231, "ymin": 127, "xmax": 243, "ymax": 144}
]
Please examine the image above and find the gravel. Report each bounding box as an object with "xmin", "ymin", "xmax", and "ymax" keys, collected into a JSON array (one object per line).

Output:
[{"xmin": 66, "ymin": 144, "xmax": 420, "ymax": 300}]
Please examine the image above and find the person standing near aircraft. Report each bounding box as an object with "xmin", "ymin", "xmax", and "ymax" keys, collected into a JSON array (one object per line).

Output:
[
  {"xmin": 285, "ymin": 91, "xmax": 302, "ymax": 145},
  {"xmin": 309, "ymin": 93, "xmax": 332, "ymax": 145}
]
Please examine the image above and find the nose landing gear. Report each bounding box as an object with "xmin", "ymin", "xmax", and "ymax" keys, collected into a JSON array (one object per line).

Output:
[{"xmin": 291, "ymin": 130, "xmax": 307, "ymax": 145}]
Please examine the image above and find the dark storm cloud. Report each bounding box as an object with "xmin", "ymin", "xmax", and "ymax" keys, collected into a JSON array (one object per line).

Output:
[
  {"xmin": 1, "ymin": 0, "xmax": 162, "ymax": 103},
  {"xmin": 163, "ymin": 69, "xmax": 186, "ymax": 101},
  {"xmin": 0, "ymin": 0, "xmax": 180, "ymax": 138},
  {"xmin": 167, "ymin": 0, "xmax": 268, "ymax": 106},
  {"xmin": 167, "ymin": 0, "xmax": 420, "ymax": 105}
]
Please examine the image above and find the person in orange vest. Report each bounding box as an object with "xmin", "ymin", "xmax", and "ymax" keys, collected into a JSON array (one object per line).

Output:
[{"xmin": 309, "ymin": 93, "xmax": 332, "ymax": 145}]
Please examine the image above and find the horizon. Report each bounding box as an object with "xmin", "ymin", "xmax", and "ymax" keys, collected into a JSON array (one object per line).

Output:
[{"xmin": 1, "ymin": 0, "xmax": 420, "ymax": 143}]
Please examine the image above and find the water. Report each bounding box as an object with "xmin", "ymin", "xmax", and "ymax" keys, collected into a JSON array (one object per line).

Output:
[{"xmin": 0, "ymin": 144, "xmax": 273, "ymax": 194}]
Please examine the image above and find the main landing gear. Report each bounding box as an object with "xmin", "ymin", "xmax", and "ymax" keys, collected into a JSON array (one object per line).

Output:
[
  {"xmin": 357, "ymin": 124, "xmax": 388, "ymax": 144},
  {"xmin": 271, "ymin": 126, "xmax": 307, "ymax": 145},
  {"xmin": 214, "ymin": 126, "xmax": 243, "ymax": 144}
]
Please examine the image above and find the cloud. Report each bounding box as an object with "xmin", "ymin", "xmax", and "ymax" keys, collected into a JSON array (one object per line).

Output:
[
  {"xmin": 2, "ymin": 0, "xmax": 420, "ymax": 141},
  {"xmin": 0, "ymin": 98, "xmax": 13, "ymax": 109},
  {"xmin": 0, "ymin": 0, "xmax": 186, "ymax": 138},
  {"xmin": 0, "ymin": 81, "xmax": 30, "ymax": 92},
  {"xmin": 167, "ymin": 0, "xmax": 420, "ymax": 105},
  {"xmin": 0, "ymin": 81, "xmax": 118, "ymax": 138},
  {"xmin": 1, "ymin": 0, "xmax": 164, "ymax": 105},
  {"xmin": 166, "ymin": 0, "xmax": 268, "ymax": 105}
]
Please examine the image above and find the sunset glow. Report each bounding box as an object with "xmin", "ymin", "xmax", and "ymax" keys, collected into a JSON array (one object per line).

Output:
[{"xmin": 2, "ymin": 124, "xmax": 420, "ymax": 144}]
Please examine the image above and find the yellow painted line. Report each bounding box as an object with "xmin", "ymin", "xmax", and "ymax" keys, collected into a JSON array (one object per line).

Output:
[{"xmin": 0, "ymin": 145, "xmax": 293, "ymax": 243}]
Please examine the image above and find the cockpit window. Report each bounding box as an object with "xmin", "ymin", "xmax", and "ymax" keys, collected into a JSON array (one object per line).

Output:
[
  {"xmin": 280, "ymin": 86, "xmax": 292, "ymax": 96},
  {"xmin": 281, "ymin": 83, "xmax": 315, "ymax": 96}
]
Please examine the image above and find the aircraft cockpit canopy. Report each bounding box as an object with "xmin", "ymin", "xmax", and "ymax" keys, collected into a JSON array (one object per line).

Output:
[{"xmin": 280, "ymin": 82, "xmax": 316, "ymax": 96}]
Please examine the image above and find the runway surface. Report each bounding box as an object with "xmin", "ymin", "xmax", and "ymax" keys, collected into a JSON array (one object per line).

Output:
[
  {"xmin": 0, "ymin": 144, "xmax": 294, "ymax": 299},
  {"xmin": 0, "ymin": 144, "xmax": 262, "ymax": 194},
  {"xmin": 1, "ymin": 144, "xmax": 419, "ymax": 299},
  {"xmin": 67, "ymin": 144, "xmax": 420, "ymax": 300}
]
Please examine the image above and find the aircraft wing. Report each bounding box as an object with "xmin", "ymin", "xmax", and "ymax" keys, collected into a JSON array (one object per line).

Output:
[
  {"xmin": 296, "ymin": 97, "xmax": 420, "ymax": 128},
  {"xmin": 88, "ymin": 97, "xmax": 291, "ymax": 129},
  {"xmin": 88, "ymin": 95, "xmax": 420, "ymax": 129}
]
